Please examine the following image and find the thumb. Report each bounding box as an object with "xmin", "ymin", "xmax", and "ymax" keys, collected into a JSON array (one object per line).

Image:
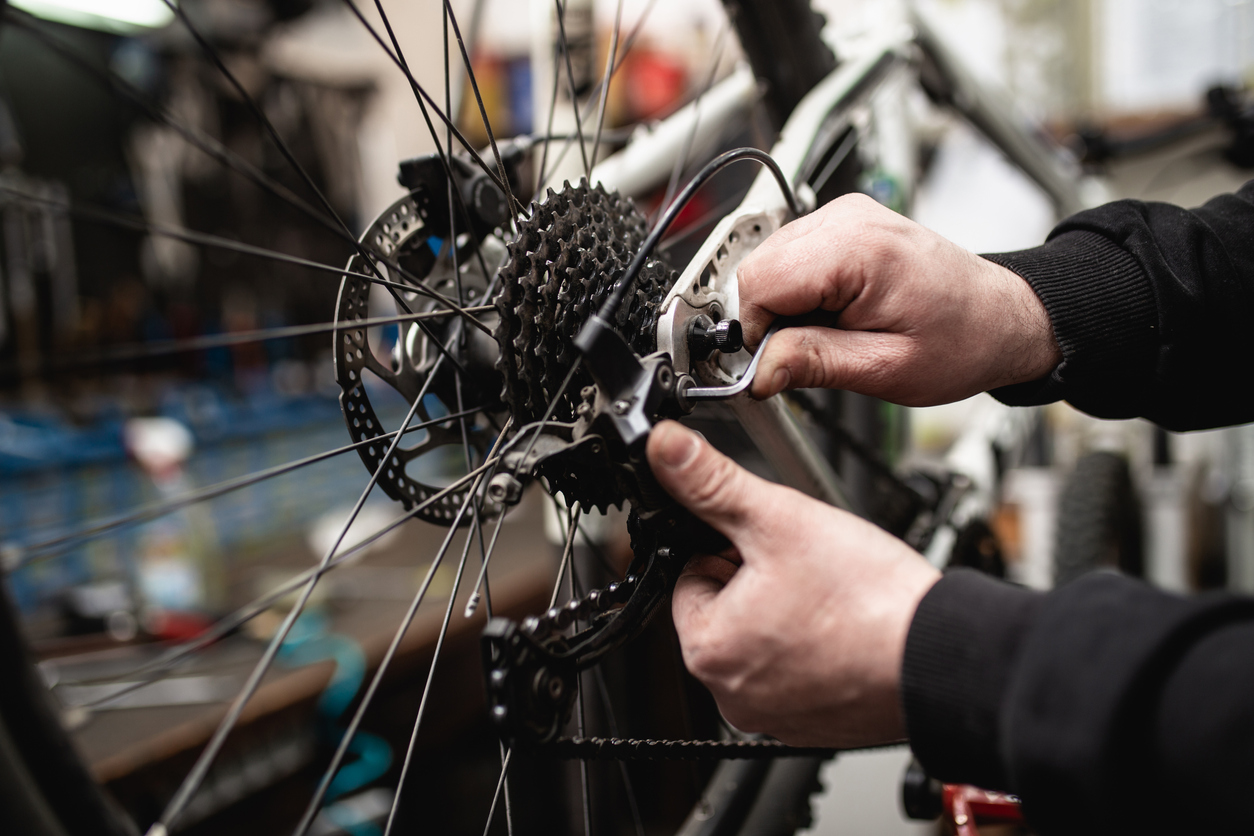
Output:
[{"xmin": 647, "ymin": 421, "xmax": 765, "ymax": 541}]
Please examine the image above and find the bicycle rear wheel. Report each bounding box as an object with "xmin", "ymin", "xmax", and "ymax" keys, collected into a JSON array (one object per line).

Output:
[{"xmin": 0, "ymin": 0, "xmax": 850, "ymax": 834}]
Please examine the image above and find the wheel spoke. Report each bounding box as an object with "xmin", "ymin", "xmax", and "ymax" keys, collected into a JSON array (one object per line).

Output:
[
  {"xmin": 0, "ymin": 186, "xmax": 494, "ymax": 336},
  {"xmin": 591, "ymin": 666, "xmax": 644, "ymax": 836},
  {"xmin": 366, "ymin": 0, "xmax": 505, "ymax": 288},
  {"xmin": 552, "ymin": 0, "xmax": 591, "ymax": 180},
  {"xmin": 7, "ymin": 403, "xmax": 484, "ymax": 570},
  {"xmin": 658, "ymin": 192, "xmax": 747, "ymax": 252},
  {"xmin": 481, "ymin": 749, "xmax": 513, "ymax": 836},
  {"xmin": 443, "ymin": 0, "xmax": 524, "ymax": 219},
  {"xmin": 379, "ymin": 478, "xmax": 482, "ymax": 836},
  {"xmin": 570, "ymin": 535, "xmax": 593, "ymax": 836},
  {"xmin": 150, "ymin": 334, "xmax": 457, "ymax": 833},
  {"xmin": 158, "ymin": 0, "xmax": 368, "ymax": 262},
  {"xmin": 464, "ymin": 504, "xmax": 509, "ymax": 618},
  {"xmin": 589, "ymin": 0, "xmax": 625, "ymax": 170},
  {"xmin": 342, "ymin": 0, "xmax": 517, "ymax": 208},
  {"xmin": 536, "ymin": 0, "xmax": 660, "ymax": 193},
  {"xmin": 810, "ymin": 128, "xmax": 861, "ymax": 197},
  {"xmin": 534, "ymin": 37, "xmax": 566, "ymax": 199},
  {"xmin": 2, "ymin": 9, "xmax": 337, "ymax": 239},
  {"xmin": 73, "ymin": 460, "xmax": 497, "ymax": 708},
  {"xmin": 290, "ymin": 419, "xmax": 511, "ymax": 836},
  {"xmin": 5, "ymin": 308, "xmax": 489, "ymax": 375},
  {"xmin": 658, "ymin": 23, "xmax": 731, "ymax": 220},
  {"xmin": 549, "ymin": 505, "xmax": 581, "ymax": 610}
]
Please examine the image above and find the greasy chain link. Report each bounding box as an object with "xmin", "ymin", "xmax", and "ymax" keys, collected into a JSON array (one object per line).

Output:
[
  {"xmin": 545, "ymin": 737, "xmax": 843, "ymax": 760},
  {"xmin": 519, "ymin": 548, "xmax": 842, "ymax": 760}
]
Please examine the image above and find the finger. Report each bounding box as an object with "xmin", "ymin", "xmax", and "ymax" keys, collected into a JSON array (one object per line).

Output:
[
  {"xmin": 736, "ymin": 220, "xmax": 826, "ymax": 345},
  {"xmin": 647, "ymin": 421, "xmax": 768, "ymax": 542},
  {"xmin": 748, "ymin": 326, "xmax": 914, "ymax": 400},
  {"xmin": 672, "ymin": 571, "xmax": 723, "ymax": 647}
]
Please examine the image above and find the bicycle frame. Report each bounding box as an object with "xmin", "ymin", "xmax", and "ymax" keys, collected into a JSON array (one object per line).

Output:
[{"xmin": 586, "ymin": 8, "xmax": 1105, "ymax": 508}]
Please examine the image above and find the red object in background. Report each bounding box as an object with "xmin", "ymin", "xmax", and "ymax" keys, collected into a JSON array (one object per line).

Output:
[
  {"xmin": 145, "ymin": 609, "xmax": 214, "ymax": 642},
  {"xmin": 944, "ymin": 784, "xmax": 1025, "ymax": 836},
  {"xmin": 623, "ymin": 48, "xmax": 688, "ymax": 121}
]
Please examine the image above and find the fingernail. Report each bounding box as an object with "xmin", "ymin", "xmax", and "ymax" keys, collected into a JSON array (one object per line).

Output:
[
  {"xmin": 654, "ymin": 422, "xmax": 700, "ymax": 469},
  {"xmin": 770, "ymin": 367, "xmax": 790, "ymax": 395}
]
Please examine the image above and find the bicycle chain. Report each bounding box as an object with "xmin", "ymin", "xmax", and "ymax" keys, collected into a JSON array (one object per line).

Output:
[
  {"xmin": 543, "ymin": 736, "xmax": 840, "ymax": 760},
  {"xmin": 516, "ymin": 547, "xmax": 843, "ymax": 761}
]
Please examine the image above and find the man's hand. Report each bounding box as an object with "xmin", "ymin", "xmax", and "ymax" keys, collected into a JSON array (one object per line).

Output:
[
  {"xmin": 647, "ymin": 421, "xmax": 940, "ymax": 748},
  {"xmin": 738, "ymin": 193, "xmax": 1061, "ymax": 404}
]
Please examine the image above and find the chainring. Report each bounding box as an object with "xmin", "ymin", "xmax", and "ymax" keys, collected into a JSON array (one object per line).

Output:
[{"xmin": 493, "ymin": 180, "xmax": 675, "ymax": 510}]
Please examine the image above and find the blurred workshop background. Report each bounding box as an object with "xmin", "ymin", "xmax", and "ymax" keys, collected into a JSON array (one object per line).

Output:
[{"xmin": 0, "ymin": 0, "xmax": 1252, "ymax": 834}]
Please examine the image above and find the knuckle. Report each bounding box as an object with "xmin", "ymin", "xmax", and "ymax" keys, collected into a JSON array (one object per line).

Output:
[{"xmin": 790, "ymin": 332, "xmax": 841, "ymax": 389}]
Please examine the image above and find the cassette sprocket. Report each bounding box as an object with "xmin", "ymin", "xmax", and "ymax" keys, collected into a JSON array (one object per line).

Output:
[{"xmin": 494, "ymin": 180, "xmax": 675, "ymax": 427}]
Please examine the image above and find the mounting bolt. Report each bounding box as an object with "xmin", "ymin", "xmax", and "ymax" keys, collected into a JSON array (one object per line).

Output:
[
  {"xmin": 487, "ymin": 473, "xmax": 524, "ymax": 505},
  {"xmin": 612, "ymin": 399, "xmax": 632, "ymax": 415},
  {"xmin": 688, "ymin": 317, "xmax": 744, "ymax": 361}
]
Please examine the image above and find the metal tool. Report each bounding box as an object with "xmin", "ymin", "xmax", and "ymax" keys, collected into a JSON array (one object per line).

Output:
[{"xmin": 679, "ymin": 322, "xmax": 782, "ymax": 404}]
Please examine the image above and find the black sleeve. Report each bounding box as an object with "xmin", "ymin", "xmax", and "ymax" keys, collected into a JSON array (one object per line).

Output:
[
  {"xmin": 901, "ymin": 569, "xmax": 1254, "ymax": 835},
  {"xmin": 981, "ymin": 179, "xmax": 1254, "ymax": 431}
]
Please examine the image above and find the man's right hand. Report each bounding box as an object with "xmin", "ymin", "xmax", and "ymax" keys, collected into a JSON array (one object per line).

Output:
[{"xmin": 737, "ymin": 193, "xmax": 1061, "ymax": 405}]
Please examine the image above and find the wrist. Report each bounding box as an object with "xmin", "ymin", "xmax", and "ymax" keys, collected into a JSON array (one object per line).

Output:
[{"xmin": 982, "ymin": 258, "xmax": 1062, "ymax": 389}]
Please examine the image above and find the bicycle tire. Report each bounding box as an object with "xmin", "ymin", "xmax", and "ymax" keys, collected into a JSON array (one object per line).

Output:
[
  {"xmin": 1053, "ymin": 451, "xmax": 1144, "ymax": 587},
  {"xmin": 0, "ymin": 584, "xmax": 136, "ymax": 836},
  {"xmin": 0, "ymin": 1, "xmax": 849, "ymax": 834}
]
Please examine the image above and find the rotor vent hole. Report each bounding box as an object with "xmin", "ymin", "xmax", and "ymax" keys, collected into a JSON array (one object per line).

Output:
[{"xmin": 365, "ymin": 283, "xmax": 401, "ymax": 369}]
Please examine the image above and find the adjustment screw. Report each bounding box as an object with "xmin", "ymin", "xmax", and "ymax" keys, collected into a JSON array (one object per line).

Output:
[
  {"xmin": 612, "ymin": 399, "xmax": 632, "ymax": 415},
  {"xmin": 710, "ymin": 320, "xmax": 744, "ymax": 353},
  {"xmin": 487, "ymin": 473, "xmax": 524, "ymax": 505},
  {"xmin": 688, "ymin": 317, "xmax": 744, "ymax": 360}
]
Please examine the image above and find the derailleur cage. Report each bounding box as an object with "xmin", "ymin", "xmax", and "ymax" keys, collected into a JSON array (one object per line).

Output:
[
  {"xmin": 482, "ymin": 286, "xmax": 739, "ymax": 749},
  {"xmin": 482, "ymin": 508, "xmax": 722, "ymax": 747}
]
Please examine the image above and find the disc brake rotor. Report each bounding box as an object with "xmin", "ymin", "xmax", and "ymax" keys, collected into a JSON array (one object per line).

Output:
[{"xmin": 335, "ymin": 191, "xmax": 505, "ymax": 526}]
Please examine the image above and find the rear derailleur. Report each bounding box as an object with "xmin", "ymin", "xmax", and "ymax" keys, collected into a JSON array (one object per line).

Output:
[{"xmin": 481, "ymin": 314, "xmax": 735, "ymax": 748}]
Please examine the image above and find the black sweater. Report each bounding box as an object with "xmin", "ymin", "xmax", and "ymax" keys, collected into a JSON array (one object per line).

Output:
[{"xmin": 900, "ymin": 179, "xmax": 1254, "ymax": 835}]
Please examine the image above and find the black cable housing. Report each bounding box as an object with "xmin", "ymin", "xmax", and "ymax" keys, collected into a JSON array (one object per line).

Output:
[{"xmin": 593, "ymin": 147, "xmax": 805, "ymax": 327}]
